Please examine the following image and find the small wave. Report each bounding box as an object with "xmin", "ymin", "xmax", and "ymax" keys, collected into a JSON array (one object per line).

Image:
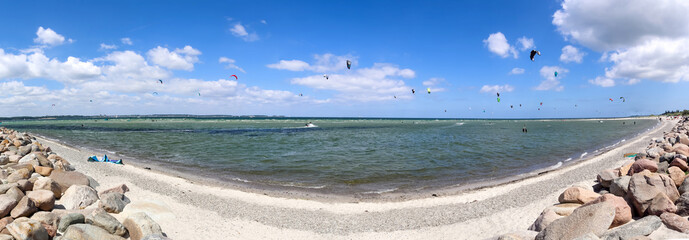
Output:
[
  {"xmin": 621, "ymin": 139, "xmax": 626, "ymax": 142},
  {"xmin": 231, "ymin": 177, "xmax": 251, "ymax": 183},
  {"xmin": 564, "ymin": 157, "xmax": 573, "ymax": 162},
  {"xmin": 455, "ymin": 122, "xmax": 465, "ymax": 126},
  {"xmin": 362, "ymin": 188, "xmax": 398, "ymax": 194},
  {"xmin": 580, "ymin": 152, "xmax": 588, "ymax": 159},
  {"xmin": 548, "ymin": 161, "xmax": 563, "ymax": 170}
]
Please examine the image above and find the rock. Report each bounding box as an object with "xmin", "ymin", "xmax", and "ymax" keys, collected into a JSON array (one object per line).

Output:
[
  {"xmin": 647, "ymin": 224, "xmax": 689, "ymax": 239},
  {"xmin": 0, "ymin": 184, "xmax": 18, "ymax": 194},
  {"xmin": 529, "ymin": 209, "xmax": 562, "ymax": 231},
  {"xmin": 647, "ymin": 192, "xmax": 677, "ymax": 216},
  {"xmin": 5, "ymin": 186, "xmax": 24, "ymax": 202},
  {"xmin": 535, "ymin": 202, "xmax": 615, "ymax": 240},
  {"xmin": 9, "ymin": 196, "xmax": 37, "ymax": 218},
  {"xmin": 5, "ymin": 217, "xmax": 49, "ymax": 240},
  {"xmin": 142, "ymin": 234, "xmax": 172, "ymax": 240},
  {"xmin": 17, "ymin": 146, "xmax": 30, "ymax": 156},
  {"xmin": 647, "ymin": 147, "xmax": 662, "ymax": 159},
  {"xmin": 680, "ymin": 176, "xmax": 689, "ymax": 195},
  {"xmin": 32, "ymin": 177, "xmax": 60, "ymax": 199},
  {"xmin": 123, "ymin": 212, "xmax": 163, "ymax": 240},
  {"xmin": 17, "ymin": 154, "xmax": 39, "ymax": 168},
  {"xmin": 671, "ymin": 158, "xmax": 689, "ymax": 171},
  {"xmin": 598, "ymin": 169, "xmax": 617, "ymax": 188},
  {"xmin": 0, "ymin": 195, "xmax": 18, "ymax": 218},
  {"xmin": 620, "ymin": 162, "xmax": 634, "ymax": 176},
  {"xmin": 658, "ymin": 161, "xmax": 670, "ymax": 174},
  {"xmin": 558, "ymin": 187, "xmax": 600, "ymax": 204},
  {"xmin": 61, "ymin": 185, "xmax": 98, "ymax": 210},
  {"xmin": 41, "ymin": 223, "xmax": 56, "ymax": 238},
  {"xmin": 629, "ymin": 159, "xmax": 658, "ymax": 175},
  {"xmin": 627, "ymin": 172, "xmax": 680, "ymax": 216},
  {"xmin": 676, "ymin": 192, "xmax": 689, "ymax": 216},
  {"xmin": 582, "ymin": 194, "xmax": 632, "ymax": 228},
  {"xmin": 15, "ymin": 180, "xmax": 32, "ymax": 192},
  {"xmin": 26, "ymin": 190, "xmax": 54, "ymax": 211},
  {"xmin": 33, "ymin": 166, "xmax": 52, "ymax": 177},
  {"xmin": 660, "ymin": 212, "xmax": 689, "ymax": 233},
  {"xmin": 497, "ymin": 231, "xmax": 539, "ymax": 240},
  {"xmin": 572, "ymin": 232, "xmax": 600, "ymax": 240},
  {"xmin": 0, "ymin": 155, "xmax": 8, "ymax": 165},
  {"xmin": 57, "ymin": 213, "xmax": 85, "ymax": 233},
  {"xmin": 600, "ymin": 215, "xmax": 661, "ymax": 240},
  {"xmin": 0, "ymin": 217, "xmax": 13, "ymax": 233},
  {"xmin": 669, "ymin": 166, "xmax": 687, "ymax": 186},
  {"xmin": 49, "ymin": 171, "xmax": 89, "ymax": 194},
  {"xmin": 62, "ymin": 224, "xmax": 125, "ymax": 240},
  {"xmin": 0, "ymin": 234, "xmax": 13, "ymax": 240},
  {"xmin": 30, "ymin": 211, "xmax": 59, "ymax": 226},
  {"xmin": 8, "ymin": 164, "xmax": 33, "ymax": 174},
  {"xmin": 610, "ymin": 176, "xmax": 631, "ymax": 197},
  {"xmin": 99, "ymin": 184, "xmax": 129, "ymax": 197},
  {"xmin": 85, "ymin": 208, "xmax": 127, "ymax": 236},
  {"xmin": 544, "ymin": 203, "xmax": 582, "ymax": 216},
  {"xmin": 99, "ymin": 192, "xmax": 126, "ymax": 213},
  {"xmin": 33, "ymin": 154, "xmax": 52, "ymax": 168},
  {"xmin": 8, "ymin": 155, "xmax": 20, "ymax": 163},
  {"xmin": 661, "ymin": 152, "xmax": 677, "ymax": 163},
  {"xmin": 7, "ymin": 169, "xmax": 30, "ymax": 183}
]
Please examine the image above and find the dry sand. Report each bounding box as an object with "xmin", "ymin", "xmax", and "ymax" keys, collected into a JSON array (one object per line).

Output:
[{"xmin": 33, "ymin": 119, "xmax": 675, "ymax": 240}]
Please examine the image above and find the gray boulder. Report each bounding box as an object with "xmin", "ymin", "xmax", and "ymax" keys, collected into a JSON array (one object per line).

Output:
[
  {"xmin": 48, "ymin": 171, "xmax": 89, "ymax": 194},
  {"xmin": 0, "ymin": 195, "xmax": 17, "ymax": 218},
  {"xmin": 123, "ymin": 212, "xmax": 164, "ymax": 240},
  {"xmin": 99, "ymin": 192, "xmax": 127, "ymax": 213},
  {"xmin": 610, "ymin": 176, "xmax": 631, "ymax": 197},
  {"xmin": 598, "ymin": 169, "xmax": 617, "ymax": 188},
  {"xmin": 627, "ymin": 172, "xmax": 679, "ymax": 216},
  {"xmin": 9, "ymin": 196, "xmax": 37, "ymax": 218},
  {"xmin": 62, "ymin": 224, "xmax": 125, "ymax": 240},
  {"xmin": 536, "ymin": 202, "xmax": 615, "ymax": 240},
  {"xmin": 6, "ymin": 217, "xmax": 49, "ymax": 240},
  {"xmin": 600, "ymin": 215, "xmax": 662, "ymax": 240},
  {"xmin": 86, "ymin": 208, "xmax": 127, "ymax": 236},
  {"xmin": 57, "ymin": 213, "xmax": 85, "ymax": 233},
  {"xmin": 61, "ymin": 185, "xmax": 98, "ymax": 210}
]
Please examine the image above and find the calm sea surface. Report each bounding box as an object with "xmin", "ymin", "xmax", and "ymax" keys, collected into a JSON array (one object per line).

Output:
[{"xmin": 2, "ymin": 118, "xmax": 657, "ymax": 194}]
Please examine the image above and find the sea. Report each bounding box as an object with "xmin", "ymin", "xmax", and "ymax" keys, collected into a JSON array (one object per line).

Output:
[{"xmin": 1, "ymin": 117, "xmax": 657, "ymax": 196}]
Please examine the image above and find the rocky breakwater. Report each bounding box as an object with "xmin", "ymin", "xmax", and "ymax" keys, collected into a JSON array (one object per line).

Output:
[
  {"xmin": 498, "ymin": 118, "xmax": 689, "ymax": 240},
  {"xmin": 0, "ymin": 128, "xmax": 168, "ymax": 240}
]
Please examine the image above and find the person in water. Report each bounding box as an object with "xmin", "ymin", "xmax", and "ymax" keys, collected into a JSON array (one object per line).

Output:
[{"xmin": 522, "ymin": 125, "xmax": 527, "ymax": 133}]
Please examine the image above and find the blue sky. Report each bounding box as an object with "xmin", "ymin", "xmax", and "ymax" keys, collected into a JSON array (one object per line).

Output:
[{"xmin": 0, "ymin": 0, "xmax": 688, "ymax": 118}]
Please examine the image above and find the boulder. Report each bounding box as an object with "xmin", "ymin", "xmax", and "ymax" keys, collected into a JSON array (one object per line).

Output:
[
  {"xmin": 675, "ymin": 192, "xmax": 689, "ymax": 216},
  {"xmin": 99, "ymin": 192, "xmax": 126, "ymax": 213},
  {"xmin": 8, "ymin": 164, "xmax": 33, "ymax": 174},
  {"xmin": 647, "ymin": 192, "xmax": 677, "ymax": 216},
  {"xmin": 62, "ymin": 224, "xmax": 125, "ymax": 240},
  {"xmin": 598, "ymin": 169, "xmax": 617, "ymax": 188},
  {"xmin": 5, "ymin": 187, "xmax": 24, "ymax": 203},
  {"xmin": 85, "ymin": 208, "xmax": 127, "ymax": 236},
  {"xmin": 61, "ymin": 185, "xmax": 98, "ymax": 210},
  {"xmin": 0, "ymin": 195, "xmax": 18, "ymax": 218},
  {"xmin": 33, "ymin": 166, "xmax": 52, "ymax": 177},
  {"xmin": 33, "ymin": 153, "xmax": 52, "ymax": 168},
  {"xmin": 26, "ymin": 190, "xmax": 55, "ymax": 211},
  {"xmin": 497, "ymin": 231, "xmax": 539, "ymax": 240},
  {"xmin": 0, "ymin": 217, "xmax": 13, "ymax": 232},
  {"xmin": 572, "ymin": 233, "xmax": 599, "ymax": 240},
  {"xmin": 680, "ymin": 176, "xmax": 689, "ymax": 195},
  {"xmin": 8, "ymin": 155, "xmax": 21, "ymax": 163},
  {"xmin": 629, "ymin": 159, "xmax": 658, "ymax": 175},
  {"xmin": 17, "ymin": 154, "xmax": 39, "ymax": 168},
  {"xmin": 661, "ymin": 152, "xmax": 677, "ymax": 163},
  {"xmin": 582, "ymin": 194, "xmax": 632, "ymax": 228},
  {"xmin": 627, "ymin": 171, "xmax": 680, "ymax": 216},
  {"xmin": 10, "ymin": 196, "xmax": 36, "ymax": 218},
  {"xmin": 7, "ymin": 169, "xmax": 30, "ymax": 183},
  {"xmin": 544, "ymin": 203, "xmax": 582, "ymax": 217},
  {"xmin": 658, "ymin": 161, "xmax": 670, "ymax": 174},
  {"xmin": 17, "ymin": 146, "xmax": 30, "ymax": 156},
  {"xmin": 600, "ymin": 215, "xmax": 661, "ymax": 240},
  {"xmin": 15, "ymin": 180, "xmax": 32, "ymax": 192},
  {"xmin": 647, "ymin": 225, "xmax": 689, "ymax": 239},
  {"xmin": 610, "ymin": 176, "xmax": 631, "ymax": 197},
  {"xmin": 32, "ymin": 177, "xmax": 61, "ymax": 199},
  {"xmin": 660, "ymin": 212, "xmax": 689, "ymax": 233},
  {"xmin": 620, "ymin": 162, "xmax": 634, "ymax": 176},
  {"xmin": 99, "ymin": 184, "xmax": 129, "ymax": 197},
  {"xmin": 57, "ymin": 213, "xmax": 85, "ymax": 233},
  {"xmin": 48, "ymin": 171, "xmax": 89, "ymax": 194},
  {"xmin": 123, "ymin": 212, "xmax": 164, "ymax": 240},
  {"xmin": 528, "ymin": 209, "xmax": 562, "ymax": 232},
  {"xmin": 558, "ymin": 187, "xmax": 600, "ymax": 204},
  {"xmin": 41, "ymin": 223, "xmax": 56, "ymax": 238},
  {"xmin": 30, "ymin": 211, "xmax": 59, "ymax": 227},
  {"xmin": 0, "ymin": 184, "xmax": 18, "ymax": 195},
  {"xmin": 535, "ymin": 202, "xmax": 615, "ymax": 240},
  {"xmin": 671, "ymin": 158, "xmax": 689, "ymax": 171},
  {"xmin": 0, "ymin": 155, "xmax": 8, "ymax": 165},
  {"xmin": 5, "ymin": 217, "xmax": 49, "ymax": 240},
  {"xmin": 647, "ymin": 147, "xmax": 662, "ymax": 159},
  {"xmin": 669, "ymin": 166, "xmax": 687, "ymax": 186}
]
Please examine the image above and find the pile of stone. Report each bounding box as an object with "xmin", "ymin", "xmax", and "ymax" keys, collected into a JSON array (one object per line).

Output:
[
  {"xmin": 0, "ymin": 128, "xmax": 167, "ymax": 240},
  {"xmin": 499, "ymin": 118, "xmax": 689, "ymax": 240}
]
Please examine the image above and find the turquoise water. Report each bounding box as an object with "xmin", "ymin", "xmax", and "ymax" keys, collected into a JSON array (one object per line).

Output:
[{"xmin": 2, "ymin": 118, "xmax": 657, "ymax": 194}]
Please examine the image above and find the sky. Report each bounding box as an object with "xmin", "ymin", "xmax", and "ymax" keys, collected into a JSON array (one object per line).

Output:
[{"xmin": 0, "ymin": 0, "xmax": 688, "ymax": 118}]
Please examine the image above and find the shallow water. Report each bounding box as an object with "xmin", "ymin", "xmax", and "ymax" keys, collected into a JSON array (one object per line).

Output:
[{"xmin": 2, "ymin": 117, "xmax": 657, "ymax": 194}]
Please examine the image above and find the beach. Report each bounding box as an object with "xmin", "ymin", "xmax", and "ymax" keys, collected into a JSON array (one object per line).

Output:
[{"xmin": 22, "ymin": 117, "xmax": 676, "ymax": 239}]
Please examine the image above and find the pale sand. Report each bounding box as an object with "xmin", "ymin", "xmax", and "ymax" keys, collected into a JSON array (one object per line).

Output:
[{"xmin": 33, "ymin": 119, "xmax": 675, "ymax": 240}]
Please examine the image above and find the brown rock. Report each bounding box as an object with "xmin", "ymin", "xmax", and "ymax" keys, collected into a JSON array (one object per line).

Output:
[
  {"xmin": 123, "ymin": 212, "xmax": 163, "ymax": 240},
  {"xmin": 32, "ymin": 177, "xmax": 61, "ymax": 199},
  {"xmin": 582, "ymin": 193, "xmax": 632, "ymax": 228},
  {"xmin": 535, "ymin": 202, "xmax": 616, "ymax": 240},
  {"xmin": 669, "ymin": 166, "xmax": 687, "ymax": 186},
  {"xmin": 9, "ymin": 196, "xmax": 37, "ymax": 218},
  {"xmin": 529, "ymin": 209, "xmax": 562, "ymax": 231},
  {"xmin": 0, "ymin": 217, "xmax": 12, "ymax": 233},
  {"xmin": 671, "ymin": 158, "xmax": 689, "ymax": 171},
  {"xmin": 660, "ymin": 212, "xmax": 689, "ymax": 233},
  {"xmin": 15, "ymin": 180, "xmax": 32, "ymax": 192},
  {"xmin": 558, "ymin": 187, "xmax": 600, "ymax": 204},
  {"xmin": 629, "ymin": 159, "xmax": 659, "ymax": 175},
  {"xmin": 12, "ymin": 140, "xmax": 20, "ymax": 148},
  {"xmin": 620, "ymin": 161, "xmax": 634, "ymax": 176},
  {"xmin": 40, "ymin": 223, "xmax": 55, "ymax": 238},
  {"xmin": 99, "ymin": 184, "xmax": 129, "ymax": 197},
  {"xmin": 598, "ymin": 169, "xmax": 617, "ymax": 188},
  {"xmin": 5, "ymin": 217, "xmax": 49, "ymax": 240},
  {"xmin": 26, "ymin": 190, "xmax": 55, "ymax": 211},
  {"xmin": 7, "ymin": 169, "xmax": 30, "ymax": 183},
  {"xmin": 48, "ymin": 171, "xmax": 89, "ymax": 194},
  {"xmin": 33, "ymin": 166, "xmax": 52, "ymax": 177},
  {"xmin": 647, "ymin": 192, "xmax": 677, "ymax": 216},
  {"xmin": 544, "ymin": 203, "xmax": 582, "ymax": 217},
  {"xmin": 627, "ymin": 172, "xmax": 680, "ymax": 216}
]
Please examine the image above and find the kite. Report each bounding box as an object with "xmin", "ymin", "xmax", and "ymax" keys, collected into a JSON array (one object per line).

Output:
[
  {"xmin": 346, "ymin": 60, "xmax": 352, "ymax": 69},
  {"xmin": 411, "ymin": 89, "xmax": 415, "ymax": 94},
  {"xmin": 530, "ymin": 50, "xmax": 541, "ymax": 61},
  {"xmin": 554, "ymin": 71, "xmax": 558, "ymax": 77},
  {"xmin": 158, "ymin": 79, "xmax": 163, "ymax": 84},
  {"xmin": 230, "ymin": 75, "xmax": 238, "ymax": 80},
  {"xmin": 427, "ymin": 88, "xmax": 431, "ymax": 94},
  {"xmin": 609, "ymin": 98, "xmax": 613, "ymax": 102},
  {"xmin": 153, "ymin": 92, "xmax": 159, "ymax": 95},
  {"xmin": 619, "ymin": 97, "xmax": 626, "ymax": 102},
  {"xmin": 323, "ymin": 74, "xmax": 329, "ymax": 80}
]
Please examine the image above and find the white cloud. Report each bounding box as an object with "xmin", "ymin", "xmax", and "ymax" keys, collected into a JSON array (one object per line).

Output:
[
  {"xmin": 604, "ymin": 37, "xmax": 689, "ymax": 83},
  {"xmin": 422, "ymin": 78, "xmax": 446, "ymax": 92},
  {"xmin": 509, "ymin": 68, "xmax": 525, "ymax": 75},
  {"xmin": 559, "ymin": 45, "xmax": 585, "ymax": 63},
  {"xmin": 260, "ymin": 20, "xmax": 267, "ymax": 24},
  {"xmin": 480, "ymin": 84, "xmax": 514, "ymax": 93},
  {"xmin": 121, "ymin": 38, "xmax": 133, "ymax": 45},
  {"xmin": 535, "ymin": 66, "xmax": 567, "ymax": 91},
  {"xmin": 483, "ymin": 32, "xmax": 517, "ymax": 58},
  {"xmin": 100, "ymin": 43, "xmax": 117, "ymax": 50},
  {"xmin": 588, "ymin": 76, "xmax": 615, "ymax": 87},
  {"xmin": 291, "ymin": 63, "xmax": 414, "ymax": 102},
  {"xmin": 147, "ymin": 46, "xmax": 202, "ymax": 71},
  {"xmin": 0, "ymin": 48, "xmax": 101, "ymax": 84},
  {"xmin": 230, "ymin": 23, "xmax": 259, "ymax": 42},
  {"xmin": 219, "ymin": 57, "xmax": 245, "ymax": 73},
  {"xmin": 267, "ymin": 53, "xmax": 356, "ymax": 73},
  {"xmin": 517, "ymin": 37, "xmax": 534, "ymax": 51},
  {"xmin": 34, "ymin": 27, "xmax": 71, "ymax": 46}
]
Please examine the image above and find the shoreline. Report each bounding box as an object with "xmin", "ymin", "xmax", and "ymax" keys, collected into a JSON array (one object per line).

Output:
[
  {"xmin": 27, "ymin": 116, "xmax": 659, "ymax": 203},
  {"xmin": 23, "ymin": 118, "xmax": 676, "ymax": 239}
]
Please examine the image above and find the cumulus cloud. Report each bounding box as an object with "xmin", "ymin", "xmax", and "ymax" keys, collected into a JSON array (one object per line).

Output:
[
  {"xmin": 291, "ymin": 63, "xmax": 414, "ymax": 102},
  {"xmin": 483, "ymin": 32, "xmax": 517, "ymax": 58},
  {"xmin": 517, "ymin": 37, "xmax": 534, "ymax": 51},
  {"xmin": 219, "ymin": 57, "xmax": 245, "ymax": 73},
  {"xmin": 560, "ymin": 45, "xmax": 585, "ymax": 63},
  {"xmin": 267, "ymin": 53, "xmax": 355, "ymax": 73},
  {"xmin": 34, "ymin": 27, "xmax": 71, "ymax": 46},
  {"xmin": 480, "ymin": 84, "xmax": 514, "ymax": 93},
  {"xmin": 422, "ymin": 78, "xmax": 446, "ymax": 92},
  {"xmin": 100, "ymin": 43, "xmax": 117, "ymax": 50},
  {"xmin": 147, "ymin": 46, "xmax": 201, "ymax": 71},
  {"xmin": 0, "ymin": 48, "xmax": 101, "ymax": 84},
  {"xmin": 604, "ymin": 37, "xmax": 689, "ymax": 83},
  {"xmin": 121, "ymin": 38, "xmax": 133, "ymax": 45},
  {"xmin": 509, "ymin": 68, "xmax": 525, "ymax": 75},
  {"xmin": 535, "ymin": 66, "xmax": 567, "ymax": 91},
  {"xmin": 588, "ymin": 76, "xmax": 615, "ymax": 87},
  {"xmin": 230, "ymin": 23, "xmax": 259, "ymax": 42}
]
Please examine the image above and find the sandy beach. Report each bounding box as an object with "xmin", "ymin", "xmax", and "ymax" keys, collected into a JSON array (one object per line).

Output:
[{"xmin": 23, "ymin": 118, "xmax": 674, "ymax": 239}]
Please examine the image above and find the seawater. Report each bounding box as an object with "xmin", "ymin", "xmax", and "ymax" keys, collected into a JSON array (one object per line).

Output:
[{"xmin": 2, "ymin": 118, "xmax": 657, "ymax": 195}]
